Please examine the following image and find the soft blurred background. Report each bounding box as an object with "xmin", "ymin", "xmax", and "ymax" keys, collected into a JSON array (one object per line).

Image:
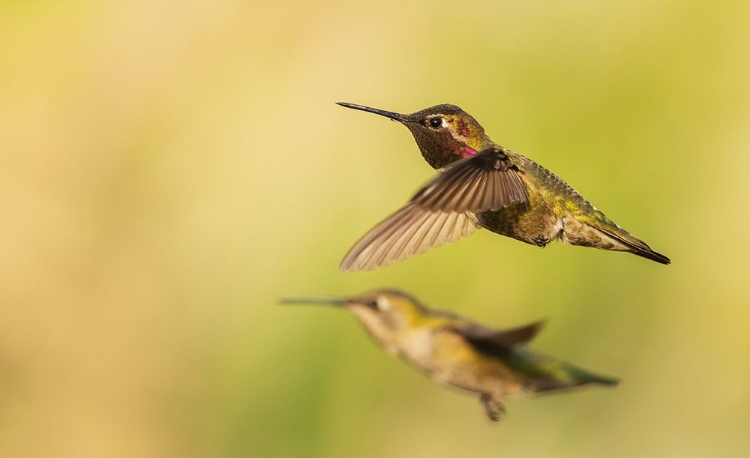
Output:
[{"xmin": 1, "ymin": 0, "xmax": 749, "ymax": 457}]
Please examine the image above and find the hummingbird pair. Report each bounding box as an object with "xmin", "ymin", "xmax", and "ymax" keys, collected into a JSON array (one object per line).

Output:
[{"xmin": 285, "ymin": 102, "xmax": 669, "ymax": 422}]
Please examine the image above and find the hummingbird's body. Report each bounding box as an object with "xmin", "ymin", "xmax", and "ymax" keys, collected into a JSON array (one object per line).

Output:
[
  {"xmin": 282, "ymin": 289, "xmax": 618, "ymax": 421},
  {"xmin": 477, "ymin": 153, "xmax": 647, "ymax": 252},
  {"xmin": 337, "ymin": 102, "xmax": 670, "ymax": 271}
]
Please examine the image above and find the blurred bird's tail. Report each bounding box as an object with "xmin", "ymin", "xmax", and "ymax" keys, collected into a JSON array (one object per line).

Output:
[
  {"xmin": 529, "ymin": 365, "xmax": 619, "ymax": 393},
  {"xmin": 506, "ymin": 346, "xmax": 619, "ymax": 393}
]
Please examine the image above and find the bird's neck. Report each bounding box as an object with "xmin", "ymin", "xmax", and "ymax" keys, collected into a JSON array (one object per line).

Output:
[{"xmin": 413, "ymin": 134, "xmax": 494, "ymax": 170}]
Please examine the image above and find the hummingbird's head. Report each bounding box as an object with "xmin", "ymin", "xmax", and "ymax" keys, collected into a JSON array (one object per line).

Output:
[
  {"xmin": 342, "ymin": 289, "xmax": 425, "ymax": 343},
  {"xmin": 337, "ymin": 102, "xmax": 491, "ymax": 170},
  {"xmin": 281, "ymin": 289, "xmax": 426, "ymax": 353}
]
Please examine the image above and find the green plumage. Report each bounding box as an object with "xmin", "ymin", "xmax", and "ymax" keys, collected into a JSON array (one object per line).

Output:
[{"xmin": 501, "ymin": 347, "xmax": 619, "ymax": 391}]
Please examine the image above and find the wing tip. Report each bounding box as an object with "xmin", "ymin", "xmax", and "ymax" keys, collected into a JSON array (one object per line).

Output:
[
  {"xmin": 338, "ymin": 260, "xmax": 381, "ymax": 272},
  {"xmin": 338, "ymin": 206, "xmax": 479, "ymax": 273},
  {"xmin": 503, "ymin": 319, "xmax": 547, "ymax": 345}
]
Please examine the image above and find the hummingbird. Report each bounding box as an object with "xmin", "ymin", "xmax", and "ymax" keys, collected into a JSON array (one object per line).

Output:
[
  {"xmin": 337, "ymin": 102, "xmax": 670, "ymax": 271},
  {"xmin": 281, "ymin": 289, "xmax": 618, "ymax": 421}
]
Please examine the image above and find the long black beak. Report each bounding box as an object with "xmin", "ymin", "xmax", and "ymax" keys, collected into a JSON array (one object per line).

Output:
[
  {"xmin": 280, "ymin": 296, "xmax": 347, "ymax": 307},
  {"xmin": 337, "ymin": 102, "xmax": 406, "ymax": 122}
]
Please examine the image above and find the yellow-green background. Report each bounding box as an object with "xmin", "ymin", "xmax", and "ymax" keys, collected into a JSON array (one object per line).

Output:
[{"xmin": 2, "ymin": 1, "xmax": 749, "ymax": 457}]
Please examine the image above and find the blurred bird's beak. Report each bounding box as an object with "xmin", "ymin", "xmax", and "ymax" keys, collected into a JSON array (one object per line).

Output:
[{"xmin": 280, "ymin": 296, "xmax": 347, "ymax": 307}]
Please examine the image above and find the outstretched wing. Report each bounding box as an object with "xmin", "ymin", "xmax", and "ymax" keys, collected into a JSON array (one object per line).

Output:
[
  {"xmin": 340, "ymin": 148, "xmax": 529, "ymax": 272},
  {"xmin": 339, "ymin": 203, "xmax": 478, "ymax": 272},
  {"xmin": 412, "ymin": 148, "xmax": 528, "ymax": 212}
]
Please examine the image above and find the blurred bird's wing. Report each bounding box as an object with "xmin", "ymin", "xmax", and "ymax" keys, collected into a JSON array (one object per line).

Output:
[
  {"xmin": 451, "ymin": 320, "xmax": 545, "ymax": 353},
  {"xmin": 339, "ymin": 203, "xmax": 478, "ymax": 272},
  {"xmin": 411, "ymin": 148, "xmax": 529, "ymax": 212}
]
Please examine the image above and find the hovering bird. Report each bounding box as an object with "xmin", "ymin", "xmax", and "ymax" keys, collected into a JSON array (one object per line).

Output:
[
  {"xmin": 281, "ymin": 289, "xmax": 618, "ymax": 421},
  {"xmin": 337, "ymin": 102, "xmax": 670, "ymax": 271}
]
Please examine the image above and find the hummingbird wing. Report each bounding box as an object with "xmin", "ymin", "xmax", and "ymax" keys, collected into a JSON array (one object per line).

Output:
[
  {"xmin": 339, "ymin": 148, "xmax": 528, "ymax": 271},
  {"xmin": 411, "ymin": 148, "xmax": 529, "ymax": 212},
  {"xmin": 453, "ymin": 320, "xmax": 545, "ymax": 349},
  {"xmin": 339, "ymin": 203, "xmax": 478, "ymax": 272}
]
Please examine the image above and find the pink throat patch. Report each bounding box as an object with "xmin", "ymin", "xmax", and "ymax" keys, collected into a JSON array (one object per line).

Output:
[{"xmin": 459, "ymin": 146, "xmax": 477, "ymax": 158}]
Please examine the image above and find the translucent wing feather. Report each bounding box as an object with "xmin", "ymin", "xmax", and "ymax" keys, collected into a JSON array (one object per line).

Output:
[{"xmin": 339, "ymin": 203, "xmax": 478, "ymax": 272}]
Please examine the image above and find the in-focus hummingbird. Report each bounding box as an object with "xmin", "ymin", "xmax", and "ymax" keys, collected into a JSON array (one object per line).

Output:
[
  {"xmin": 281, "ymin": 289, "xmax": 618, "ymax": 421},
  {"xmin": 337, "ymin": 102, "xmax": 670, "ymax": 271}
]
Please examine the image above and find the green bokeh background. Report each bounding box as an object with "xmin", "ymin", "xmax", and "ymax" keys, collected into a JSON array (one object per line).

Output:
[{"xmin": 2, "ymin": 1, "xmax": 749, "ymax": 457}]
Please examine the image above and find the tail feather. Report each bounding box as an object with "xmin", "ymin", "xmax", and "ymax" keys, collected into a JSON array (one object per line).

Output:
[
  {"xmin": 505, "ymin": 347, "xmax": 619, "ymax": 393},
  {"xmin": 600, "ymin": 223, "xmax": 670, "ymax": 264},
  {"xmin": 626, "ymin": 244, "xmax": 671, "ymax": 265},
  {"xmin": 529, "ymin": 367, "xmax": 619, "ymax": 393},
  {"xmin": 562, "ymin": 214, "xmax": 670, "ymax": 264}
]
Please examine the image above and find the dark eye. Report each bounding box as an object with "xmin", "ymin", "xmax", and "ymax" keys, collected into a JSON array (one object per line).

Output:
[
  {"xmin": 367, "ymin": 298, "xmax": 380, "ymax": 310},
  {"xmin": 429, "ymin": 117, "xmax": 443, "ymax": 128}
]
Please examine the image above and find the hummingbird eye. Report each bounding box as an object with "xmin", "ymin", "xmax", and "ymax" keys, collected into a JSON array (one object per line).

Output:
[
  {"xmin": 366, "ymin": 296, "xmax": 389, "ymax": 311},
  {"xmin": 429, "ymin": 117, "xmax": 444, "ymax": 128}
]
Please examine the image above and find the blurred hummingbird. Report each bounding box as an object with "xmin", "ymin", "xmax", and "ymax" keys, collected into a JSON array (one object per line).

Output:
[
  {"xmin": 281, "ymin": 289, "xmax": 618, "ymax": 421},
  {"xmin": 337, "ymin": 102, "xmax": 670, "ymax": 271}
]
